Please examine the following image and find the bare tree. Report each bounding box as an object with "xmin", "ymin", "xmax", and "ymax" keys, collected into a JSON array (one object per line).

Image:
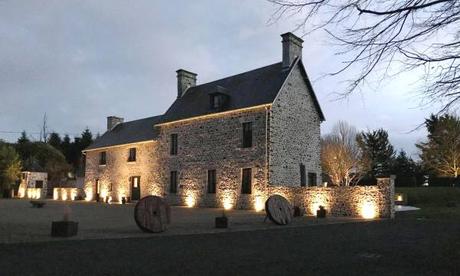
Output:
[
  {"xmin": 321, "ymin": 121, "xmax": 369, "ymax": 186},
  {"xmin": 269, "ymin": 0, "xmax": 460, "ymax": 112}
]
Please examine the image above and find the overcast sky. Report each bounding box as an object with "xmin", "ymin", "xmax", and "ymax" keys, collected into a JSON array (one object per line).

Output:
[{"xmin": 0, "ymin": 0, "xmax": 444, "ymax": 157}]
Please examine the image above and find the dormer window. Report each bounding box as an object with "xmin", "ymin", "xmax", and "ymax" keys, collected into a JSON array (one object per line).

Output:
[{"xmin": 209, "ymin": 93, "xmax": 229, "ymax": 111}]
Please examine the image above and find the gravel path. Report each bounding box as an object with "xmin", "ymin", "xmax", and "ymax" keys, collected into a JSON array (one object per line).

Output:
[{"xmin": 0, "ymin": 199, "xmax": 367, "ymax": 244}]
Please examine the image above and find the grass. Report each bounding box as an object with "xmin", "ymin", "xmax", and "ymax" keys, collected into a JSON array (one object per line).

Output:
[{"xmin": 396, "ymin": 187, "xmax": 460, "ymax": 221}]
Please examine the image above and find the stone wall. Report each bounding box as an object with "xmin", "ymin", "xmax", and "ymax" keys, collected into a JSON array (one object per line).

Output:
[
  {"xmin": 267, "ymin": 177, "xmax": 395, "ymax": 218},
  {"xmin": 18, "ymin": 172, "xmax": 48, "ymax": 199},
  {"xmin": 269, "ymin": 63, "xmax": 321, "ymax": 186},
  {"xmin": 84, "ymin": 142, "xmax": 162, "ymax": 202},
  {"xmin": 156, "ymin": 107, "xmax": 269, "ymax": 209}
]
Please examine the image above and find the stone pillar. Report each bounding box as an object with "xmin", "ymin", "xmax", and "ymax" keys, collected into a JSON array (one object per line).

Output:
[{"xmin": 376, "ymin": 175, "xmax": 395, "ymax": 219}]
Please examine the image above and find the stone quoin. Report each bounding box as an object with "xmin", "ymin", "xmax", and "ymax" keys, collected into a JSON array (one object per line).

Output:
[{"xmin": 82, "ymin": 32, "xmax": 394, "ymax": 218}]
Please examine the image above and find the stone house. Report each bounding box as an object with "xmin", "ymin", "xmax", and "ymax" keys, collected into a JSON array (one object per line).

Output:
[
  {"xmin": 18, "ymin": 171, "xmax": 48, "ymax": 199},
  {"xmin": 83, "ymin": 32, "xmax": 325, "ymax": 210}
]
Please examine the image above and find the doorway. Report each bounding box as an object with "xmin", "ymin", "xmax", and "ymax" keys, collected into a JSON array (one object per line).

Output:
[{"xmin": 131, "ymin": 176, "xmax": 141, "ymax": 201}]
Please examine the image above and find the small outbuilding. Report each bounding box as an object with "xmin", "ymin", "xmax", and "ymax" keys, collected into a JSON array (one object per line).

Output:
[{"xmin": 18, "ymin": 171, "xmax": 48, "ymax": 199}]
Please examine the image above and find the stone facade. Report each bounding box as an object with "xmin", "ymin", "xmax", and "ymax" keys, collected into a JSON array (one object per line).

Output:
[
  {"xmin": 157, "ymin": 106, "xmax": 269, "ymax": 209},
  {"xmin": 269, "ymin": 62, "xmax": 321, "ymax": 186},
  {"xmin": 84, "ymin": 141, "xmax": 162, "ymax": 202}
]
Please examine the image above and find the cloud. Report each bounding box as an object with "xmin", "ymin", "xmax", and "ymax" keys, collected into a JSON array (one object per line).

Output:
[{"xmin": 0, "ymin": 0, "xmax": 438, "ymax": 156}]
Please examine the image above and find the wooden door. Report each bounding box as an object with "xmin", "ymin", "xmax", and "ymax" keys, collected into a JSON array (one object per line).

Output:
[{"xmin": 131, "ymin": 176, "xmax": 141, "ymax": 201}]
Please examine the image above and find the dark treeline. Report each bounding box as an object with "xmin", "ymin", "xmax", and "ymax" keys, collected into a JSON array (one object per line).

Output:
[
  {"xmin": 16, "ymin": 128, "xmax": 94, "ymax": 178},
  {"xmin": 356, "ymin": 113, "xmax": 460, "ymax": 187},
  {"xmin": 0, "ymin": 128, "xmax": 95, "ymax": 196},
  {"xmin": 322, "ymin": 113, "xmax": 460, "ymax": 187}
]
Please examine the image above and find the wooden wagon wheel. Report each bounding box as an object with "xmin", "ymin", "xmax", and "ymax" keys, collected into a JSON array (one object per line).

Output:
[
  {"xmin": 265, "ymin": 195, "xmax": 293, "ymax": 225},
  {"xmin": 134, "ymin": 196, "xmax": 171, "ymax": 233}
]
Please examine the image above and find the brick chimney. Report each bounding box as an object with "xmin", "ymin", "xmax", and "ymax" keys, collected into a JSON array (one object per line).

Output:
[
  {"xmin": 176, "ymin": 69, "xmax": 197, "ymax": 98},
  {"xmin": 107, "ymin": 116, "xmax": 124, "ymax": 131},
  {"xmin": 281, "ymin": 32, "xmax": 303, "ymax": 69}
]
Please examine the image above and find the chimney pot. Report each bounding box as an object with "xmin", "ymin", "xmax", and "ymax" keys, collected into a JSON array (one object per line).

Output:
[
  {"xmin": 281, "ymin": 32, "xmax": 304, "ymax": 69},
  {"xmin": 176, "ymin": 69, "xmax": 197, "ymax": 98},
  {"xmin": 107, "ymin": 116, "xmax": 124, "ymax": 131}
]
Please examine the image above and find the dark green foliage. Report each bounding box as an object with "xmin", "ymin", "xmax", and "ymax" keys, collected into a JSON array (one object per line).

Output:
[
  {"xmin": 47, "ymin": 132, "xmax": 62, "ymax": 151},
  {"xmin": 18, "ymin": 142, "xmax": 70, "ymax": 183},
  {"xmin": 417, "ymin": 114, "xmax": 460, "ymax": 178},
  {"xmin": 392, "ymin": 150, "xmax": 422, "ymax": 187},
  {"xmin": 17, "ymin": 131, "xmax": 30, "ymax": 144},
  {"xmin": 14, "ymin": 128, "xmax": 93, "ymax": 177},
  {"xmin": 357, "ymin": 128, "xmax": 395, "ymax": 177},
  {"xmin": 396, "ymin": 187, "xmax": 460, "ymax": 206},
  {"xmin": 0, "ymin": 141, "xmax": 22, "ymax": 190}
]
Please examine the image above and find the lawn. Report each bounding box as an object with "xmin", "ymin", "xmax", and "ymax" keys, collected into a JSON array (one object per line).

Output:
[{"xmin": 396, "ymin": 187, "xmax": 460, "ymax": 220}]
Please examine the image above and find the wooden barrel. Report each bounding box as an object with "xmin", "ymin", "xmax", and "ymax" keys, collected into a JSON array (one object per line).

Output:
[
  {"xmin": 134, "ymin": 196, "xmax": 171, "ymax": 233},
  {"xmin": 265, "ymin": 195, "xmax": 293, "ymax": 225}
]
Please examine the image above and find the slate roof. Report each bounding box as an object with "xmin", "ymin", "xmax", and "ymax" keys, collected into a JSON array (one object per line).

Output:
[
  {"xmin": 160, "ymin": 62, "xmax": 290, "ymax": 123},
  {"xmin": 85, "ymin": 59, "xmax": 325, "ymax": 150},
  {"xmin": 85, "ymin": 115, "xmax": 163, "ymax": 150}
]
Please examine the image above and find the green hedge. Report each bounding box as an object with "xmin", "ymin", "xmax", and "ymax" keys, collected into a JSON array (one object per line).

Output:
[{"xmin": 396, "ymin": 187, "xmax": 460, "ymax": 206}]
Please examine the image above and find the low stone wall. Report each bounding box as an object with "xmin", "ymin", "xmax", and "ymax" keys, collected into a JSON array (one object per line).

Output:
[{"xmin": 268, "ymin": 177, "xmax": 395, "ymax": 218}]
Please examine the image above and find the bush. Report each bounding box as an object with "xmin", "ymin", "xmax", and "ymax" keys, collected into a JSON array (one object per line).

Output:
[
  {"xmin": 396, "ymin": 187, "xmax": 460, "ymax": 206},
  {"xmin": 395, "ymin": 176, "xmax": 417, "ymax": 187}
]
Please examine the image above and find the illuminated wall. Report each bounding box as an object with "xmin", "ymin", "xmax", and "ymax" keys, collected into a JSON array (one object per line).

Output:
[
  {"xmin": 268, "ymin": 176, "xmax": 395, "ymax": 218},
  {"xmin": 17, "ymin": 171, "xmax": 48, "ymax": 199},
  {"xmin": 53, "ymin": 188, "xmax": 82, "ymax": 201},
  {"xmin": 84, "ymin": 141, "xmax": 163, "ymax": 203},
  {"xmin": 269, "ymin": 62, "xmax": 322, "ymax": 186},
  {"xmin": 156, "ymin": 107, "xmax": 269, "ymax": 210}
]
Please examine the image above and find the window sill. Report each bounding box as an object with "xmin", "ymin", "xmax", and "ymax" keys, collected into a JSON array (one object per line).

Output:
[
  {"xmin": 127, "ymin": 161, "xmax": 137, "ymax": 164},
  {"xmin": 99, "ymin": 164, "xmax": 106, "ymax": 167}
]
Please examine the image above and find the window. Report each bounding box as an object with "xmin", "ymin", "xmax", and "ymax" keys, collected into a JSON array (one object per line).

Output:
[
  {"xmin": 241, "ymin": 168, "xmax": 252, "ymax": 194},
  {"xmin": 209, "ymin": 93, "xmax": 229, "ymax": 110},
  {"xmin": 300, "ymin": 164, "xmax": 306, "ymax": 187},
  {"xmin": 170, "ymin": 134, "xmax": 178, "ymax": 155},
  {"xmin": 242, "ymin": 122, "xmax": 253, "ymax": 148},
  {"xmin": 131, "ymin": 176, "xmax": 140, "ymax": 188},
  {"xmin": 211, "ymin": 95, "xmax": 222, "ymax": 109},
  {"xmin": 170, "ymin": 171, "xmax": 178, "ymax": 193},
  {"xmin": 99, "ymin": 151, "xmax": 107, "ymax": 165},
  {"xmin": 128, "ymin": 148, "xmax": 136, "ymax": 162},
  {"xmin": 308, "ymin": 172, "xmax": 317, "ymax": 187},
  {"xmin": 35, "ymin": 180, "xmax": 43, "ymax": 189},
  {"xmin": 207, "ymin": 170, "xmax": 216, "ymax": 194}
]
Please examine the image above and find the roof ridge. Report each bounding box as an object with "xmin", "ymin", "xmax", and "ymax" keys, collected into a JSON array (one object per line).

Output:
[
  {"xmin": 192, "ymin": 61, "xmax": 282, "ymax": 89},
  {"xmin": 119, "ymin": 114, "xmax": 163, "ymax": 125}
]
